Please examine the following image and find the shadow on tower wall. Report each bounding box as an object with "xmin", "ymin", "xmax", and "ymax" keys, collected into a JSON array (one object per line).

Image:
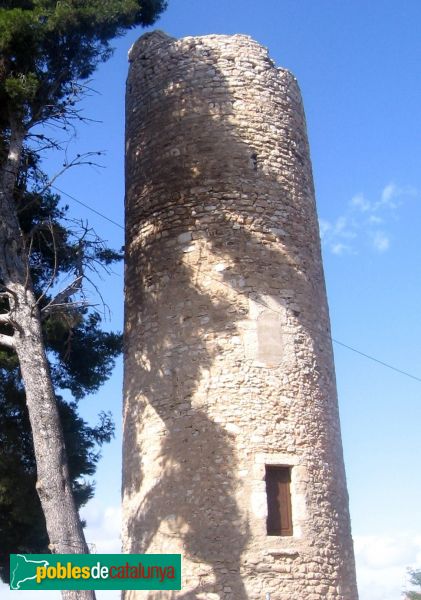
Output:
[{"xmin": 123, "ymin": 32, "xmax": 350, "ymax": 600}]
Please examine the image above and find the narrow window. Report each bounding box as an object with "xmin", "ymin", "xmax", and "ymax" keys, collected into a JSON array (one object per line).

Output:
[{"xmin": 265, "ymin": 465, "xmax": 293, "ymax": 536}]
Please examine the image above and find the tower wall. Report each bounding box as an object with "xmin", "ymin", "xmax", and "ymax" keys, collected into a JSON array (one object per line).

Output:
[{"xmin": 123, "ymin": 31, "xmax": 358, "ymax": 600}]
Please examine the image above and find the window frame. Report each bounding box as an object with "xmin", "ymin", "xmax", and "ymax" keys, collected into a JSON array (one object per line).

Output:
[{"xmin": 265, "ymin": 464, "xmax": 293, "ymax": 537}]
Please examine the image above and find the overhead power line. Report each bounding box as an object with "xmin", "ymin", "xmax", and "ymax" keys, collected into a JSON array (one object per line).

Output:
[
  {"xmin": 57, "ymin": 188, "xmax": 421, "ymax": 385},
  {"xmin": 52, "ymin": 185, "xmax": 124, "ymax": 230},
  {"xmin": 331, "ymin": 339, "xmax": 421, "ymax": 384}
]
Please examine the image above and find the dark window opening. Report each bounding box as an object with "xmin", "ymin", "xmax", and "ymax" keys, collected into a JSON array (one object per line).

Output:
[
  {"xmin": 250, "ymin": 152, "xmax": 258, "ymax": 170},
  {"xmin": 265, "ymin": 465, "xmax": 293, "ymax": 536}
]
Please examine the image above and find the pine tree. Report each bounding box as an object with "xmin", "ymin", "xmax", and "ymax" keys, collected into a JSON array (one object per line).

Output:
[
  {"xmin": 407, "ymin": 569, "xmax": 421, "ymax": 600},
  {"xmin": 0, "ymin": 3, "xmax": 166, "ymax": 598},
  {"xmin": 0, "ymin": 387, "xmax": 114, "ymax": 583},
  {"xmin": 0, "ymin": 161, "xmax": 122, "ymax": 582}
]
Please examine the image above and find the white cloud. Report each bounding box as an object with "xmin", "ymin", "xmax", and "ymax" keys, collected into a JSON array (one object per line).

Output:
[
  {"xmin": 381, "ymin": 183, "xmax": 398, "ymax": 205},
  {"xmin": 332, "ymin": 242, "xmax": 351, "ymax": 255},
  {"xmin": 354, "ymin": 533, "xmax": 421, "ymax": 600},
  {"xmin": 372, "ymin": 231, "xmax": 390, "ymax": 252},
  {"xmin": 81, "ymin": 501, "xmax": 121, "ymax": 554},
  {"xmin": 320, "ymin": 182, "xmax": 417, "ymax": 256},
  {"xmin": 351, "ymin": 193, "xmax": 371, "ymax": 212},
  {"xmin": 319, "ymin": 218, "xmax": 331, "ymax": 240},
  {"xmin": 334, "ymin": 215, "xmax": 348, "ymax": 233},
  {"xmin": 379, "ymin": 182, "xmax": 418, "ymax": 209},
  {"xmin": 367, "ymin": 215, "xmax": 383, "ymax": 224}
]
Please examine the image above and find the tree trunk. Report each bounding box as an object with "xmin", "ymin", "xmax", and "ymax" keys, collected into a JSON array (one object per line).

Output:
[{"xmin": 0, "ymin": 126, "xmax": 96, "ymax": 600}]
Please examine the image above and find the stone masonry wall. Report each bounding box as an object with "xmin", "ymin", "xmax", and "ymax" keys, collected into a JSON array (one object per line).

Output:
[{"xmin": 122, "ymin": 31, "xmax": 359, "ymax": 600}]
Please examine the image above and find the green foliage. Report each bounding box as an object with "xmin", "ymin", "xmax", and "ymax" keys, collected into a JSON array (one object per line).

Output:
[
  {"xmin": 48, "ymin": 312, "xmax": 123, "ymax": 400},
  {"xmin": 0, "ymin": 0, "xmax": 166, "ymax": 126},
  {"xmin": 4, "ymin": 72, "xmax": 38, "ymax": 103},
  {"xmin": 407, "ymin": 568, "xmax": 421, "ymax": 600},
  {"xmin": 0, "ymin": 161, "xmax": 122, "ymax": 583},
  {"xmin": 0, "ymin": 371, "xmax": 114, "ymax": 582}
]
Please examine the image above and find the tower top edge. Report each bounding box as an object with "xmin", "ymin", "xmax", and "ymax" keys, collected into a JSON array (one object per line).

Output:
[
  {"xmin": 128, "ymin": 30, "xmax": 295, "ymax": 79},
  {"xmin": 128, "ymin": 29, "xmax": 175, "ymax": 60}
]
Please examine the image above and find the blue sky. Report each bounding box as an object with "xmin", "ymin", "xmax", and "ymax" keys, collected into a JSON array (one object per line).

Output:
[{"xmin": 2, "ymin": 1, "xmax": 421, "ymax": 599}]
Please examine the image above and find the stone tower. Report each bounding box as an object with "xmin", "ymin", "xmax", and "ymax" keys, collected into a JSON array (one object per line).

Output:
[{"xmin": 122, "ymin": 31, "xmax": 359, "ymax": 600}]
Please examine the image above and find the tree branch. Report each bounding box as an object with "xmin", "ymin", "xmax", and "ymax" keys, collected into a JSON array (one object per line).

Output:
[
  {"xmin": 17, "ymin": 151, "xmax": 105, "ymax": 215},
  {"xmin": 0, "ymin": 332, "xmax": 16, "ymax": 349},
  {"xmin": 33, "ymin": 219, "xmax": 58, "ymax": 308},
  {"xmin": 42, "ymin": 300, "xmax": 95, "ymax": 316},
  {"xmin": 41, "ymin": 275, "xmax": 83, "ymax": 316}
]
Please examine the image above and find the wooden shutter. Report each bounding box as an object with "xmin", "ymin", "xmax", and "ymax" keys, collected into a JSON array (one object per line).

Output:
[{"xmin": 265, "ymin": 465, "xmax": 293, "ymax": 536}]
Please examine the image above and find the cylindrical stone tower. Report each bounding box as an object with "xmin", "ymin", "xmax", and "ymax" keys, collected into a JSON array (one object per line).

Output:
[{"xmin": 123, "ymin": 31, "xmax": 358, "ymax": 600}]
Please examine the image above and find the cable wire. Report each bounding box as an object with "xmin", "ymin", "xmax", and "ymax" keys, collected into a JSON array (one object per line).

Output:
[
  {"xmin": 52, "ymin": 185, "xmax": 124, "ymax": 230},
  {"xmin": 331, "ymin": 338, "xmax": 421, "ymax": 383}
]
